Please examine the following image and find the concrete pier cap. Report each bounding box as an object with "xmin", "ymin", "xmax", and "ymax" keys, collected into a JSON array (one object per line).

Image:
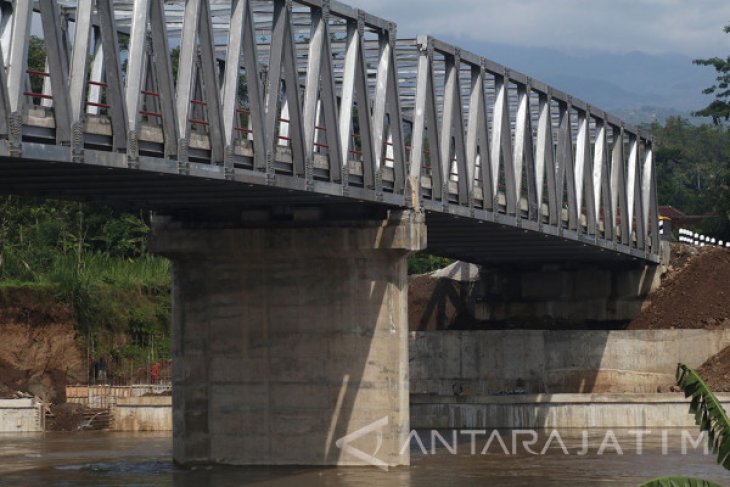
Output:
[{"xmin": 150, "ymin": 209, "xmax": 426, "ymax": 467}]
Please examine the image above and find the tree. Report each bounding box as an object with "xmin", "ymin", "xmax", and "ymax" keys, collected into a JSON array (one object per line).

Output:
[
  {"xmin": 693, "ymin": 24, "xmax": 730, "ymax": 124},
  {"xmin": 650, "ymin": 117, "xmax": 730, "ymax": 239},
  {"xmin": 27, "ymin": 36, "xmax": 47, "ymax": 96}
]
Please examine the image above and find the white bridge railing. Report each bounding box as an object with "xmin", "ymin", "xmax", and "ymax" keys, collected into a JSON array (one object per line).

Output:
[{"xmin": 678, "ymin": 228, "xmax": 730, "ymax": 248}]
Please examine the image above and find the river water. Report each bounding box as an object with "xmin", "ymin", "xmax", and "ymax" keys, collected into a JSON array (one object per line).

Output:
[{"xmin": 0, "ymin": 430, "xmax": 727, "ymax": 486}]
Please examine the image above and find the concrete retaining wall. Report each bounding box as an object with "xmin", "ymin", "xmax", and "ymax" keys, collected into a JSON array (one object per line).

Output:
[
  {"xmin": 410, "ymin": 330, "xmax": 730, "ymax": 395},
  {"xmin": 411, "ymin": 393, "xmax": 730, "ymax": 429},
  {"xmin": 111, "ymin": 396, "xmax": 172, "ymax": 431},
  {"xmin": 0, "ymin": 398, "xmax": 43, "ymax": 432}
]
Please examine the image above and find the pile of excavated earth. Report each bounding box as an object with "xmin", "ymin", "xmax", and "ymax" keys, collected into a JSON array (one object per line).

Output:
[
  {"xmin": 697, "ymin": 347, "xmax": 730, "ymax": 392},
  {"xmin": 626, "ymin": 244, "xmax": 730, "ymax": 391},
  {"xmin": 628, "ymin": 245, "xmax": 730, "ymax": 331}
]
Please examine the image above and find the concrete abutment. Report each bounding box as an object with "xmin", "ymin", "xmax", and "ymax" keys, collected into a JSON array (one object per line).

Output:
[
  {"xmin": 470, "ymin": 261, "xmax": 663, "ymax": 325},
  {"xmin": 150, "ymin": 210, "xmax": 426, "ymax": 466}
]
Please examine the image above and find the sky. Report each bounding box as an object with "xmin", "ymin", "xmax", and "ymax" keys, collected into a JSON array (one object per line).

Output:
[
  {"xmin": 349, "ymin": 0, "xmax": 729, "ymax": 121},
  {"xmin": 351, "ymin": 0, "xmax": 730, "ymax": 58}
]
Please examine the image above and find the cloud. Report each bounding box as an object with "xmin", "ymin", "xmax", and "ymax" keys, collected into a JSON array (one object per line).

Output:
[{"xmin": 351, "ymin": 0, "xmax": 730, "ymax": 57}]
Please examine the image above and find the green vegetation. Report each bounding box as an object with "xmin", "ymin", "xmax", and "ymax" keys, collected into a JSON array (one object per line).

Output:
[
  {"xmin": 676, "ymin": 364, "xmax": 730, "ymax": 471},
  {"xmin": 639, "ymin": 364, "xmax": 730, "ymax": 487},
  {"xmin": 648, "ymin": 117, "xmax": 730, "ymax": 238},
  {"xmin": 649, "ymin": 25, "xmax": 730, "ymax": 238},
  {"xmin": 0, "ymin": 196, "xmax": 171, "ymax": 381},
  {"xmin": 639, "ymin": 478, "xmax": 722, "ymax": 487},
  {"xmin": 0, "ymin": 36, "xmax": 171, "ymax": 381},
  {"xmin": 693, "ymin": 23, "xmax": 730, "ymax": 124},
  {"xmin": 408, "ymin": 252, "xmax": 452, "ymax": 275}
]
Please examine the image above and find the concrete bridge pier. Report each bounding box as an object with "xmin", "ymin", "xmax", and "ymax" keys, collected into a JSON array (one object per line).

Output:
[{"xmin": 150, "ymin": 210, "xmax": 426, "ymax": 466}]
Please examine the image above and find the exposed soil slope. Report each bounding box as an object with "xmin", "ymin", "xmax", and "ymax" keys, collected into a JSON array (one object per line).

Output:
[
  {"xmin": 697, "ymin": 346, "xmax": 730, "ymax": 392},
  {"xmin": 630, "ymin": 245, "xmax": 730, "ymax": 391},
  {"xmin": 628, "ymin": 247, "xmax": 730, "ymax": 330},
  {"xmin": 0, "ymin": 287, "xmax": 85, "ymax": 401}
]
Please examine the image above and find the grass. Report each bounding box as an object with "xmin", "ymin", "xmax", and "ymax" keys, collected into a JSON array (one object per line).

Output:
[
  {"xmin": 42, "ymin": 253, "xmax": 170, "ymax": 292},
  {"xmin": 0, "ymin": 196, "xmax": 173, "ymax": 383},
  {"xmin": 0, "ymin": 250, "xmax": 172, "ymax": 382}
]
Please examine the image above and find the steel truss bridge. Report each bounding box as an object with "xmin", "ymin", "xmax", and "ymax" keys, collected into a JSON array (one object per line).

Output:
[{"xmin": 0, "ymin": 0, "xmax": 660, "ymax": 264}]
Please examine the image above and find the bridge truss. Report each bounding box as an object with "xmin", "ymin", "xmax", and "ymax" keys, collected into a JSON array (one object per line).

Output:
[{"xmin": 0, "ymin": 0, "xmax": 660, "ymax": 264}]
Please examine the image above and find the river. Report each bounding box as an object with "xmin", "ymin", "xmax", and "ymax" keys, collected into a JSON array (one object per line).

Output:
[{"xmin": 0, "ymin": 430, "xmax": 727, "ymax": 486}]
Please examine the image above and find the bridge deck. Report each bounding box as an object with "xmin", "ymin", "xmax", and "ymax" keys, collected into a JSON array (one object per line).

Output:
[
  {"xmin": 1, "ymin": 142, "xmax": 649, "ymax": 265},
  {"xmin": 0, "ymin": 0, "xmax": 660, "ymax": 264}
]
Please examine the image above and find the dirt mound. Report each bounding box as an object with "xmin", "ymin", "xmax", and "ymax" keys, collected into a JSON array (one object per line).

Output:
[
  {"xmin": 667, "ymin": 243, "xmax": 704, "ymax": 273},
  {"xmin": 697, "ymin": 346, "xmax": 730, "ymax": 392},
  {"xmin": 45, "ymin": 403, "xmax": 88, "ymax": 431},
  {"xmin": 0, "ymin": 287, "xmax": 85, "ymax": 402},
  {"xmin": 627, "ymin": 247, "xmax": 730, "ymax": 330}
]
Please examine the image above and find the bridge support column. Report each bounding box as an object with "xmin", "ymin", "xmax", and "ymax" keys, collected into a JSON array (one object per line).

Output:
[{"xmin": 150, "ymin": 210, "xmax": 426, "ymax": 466}]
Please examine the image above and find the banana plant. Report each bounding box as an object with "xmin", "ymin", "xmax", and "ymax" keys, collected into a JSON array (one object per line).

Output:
[
  {"xmin": 639, "ymin": 363, "xmax": 730, "ymax": 487},
  {"xmin": 677, "ymin": 363, "xmax": 730, "ymax": 470},
  {"xmin": 639, "ymin": 477, "xmax": 723, "ymax": 487}
]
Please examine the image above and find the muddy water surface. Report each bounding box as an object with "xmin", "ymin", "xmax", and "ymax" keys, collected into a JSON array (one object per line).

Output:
[{"xmin": 0, "ymin": 430, "xmax": 727, "ymax": 486}]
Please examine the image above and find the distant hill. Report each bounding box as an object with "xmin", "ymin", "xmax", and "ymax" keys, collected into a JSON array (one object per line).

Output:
[
  {"xmin": 439, "ymin": 38, "xmax": 717, "ymax": 125},
  {"xmin": 611, "ymin": 106, "xmax": 705, "ymax": 127}
]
